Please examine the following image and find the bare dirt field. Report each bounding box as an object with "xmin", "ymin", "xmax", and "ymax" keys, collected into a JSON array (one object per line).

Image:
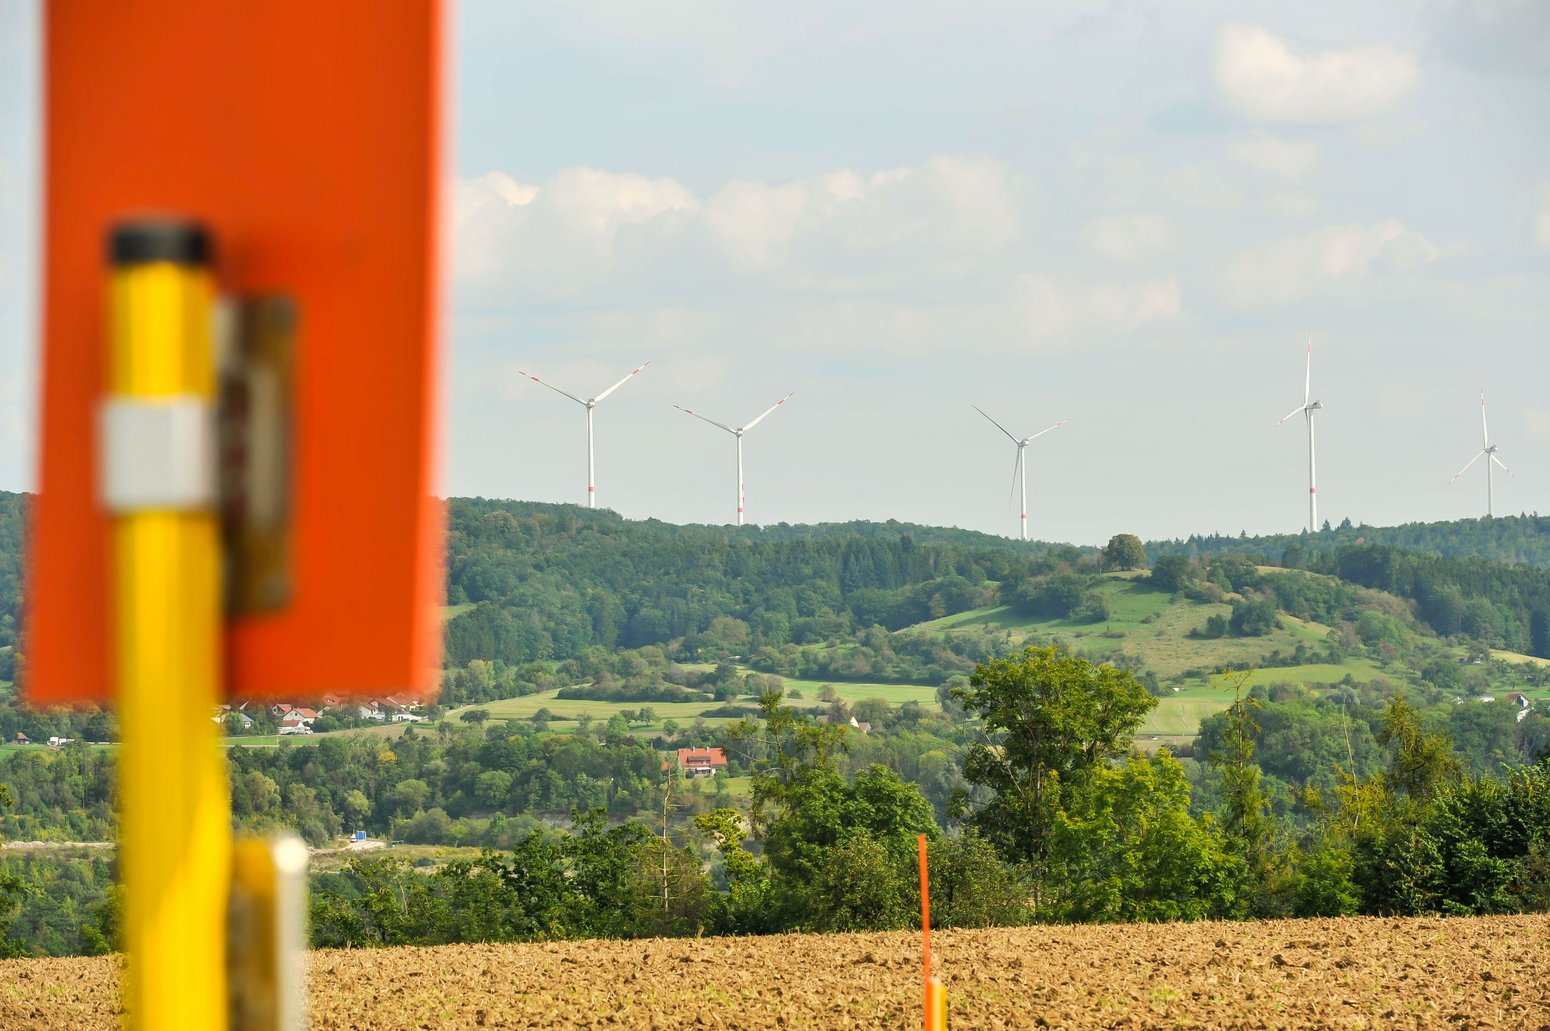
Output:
[{"xmin": 3, "ymin": 914, "xmax": 1547, "ymax": 1029}]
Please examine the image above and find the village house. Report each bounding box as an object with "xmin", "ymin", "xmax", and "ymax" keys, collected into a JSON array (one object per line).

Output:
[
  {"xmin": 11, "ymin": 732, "xmax": 28, "ymax": 745},
  {"xmin": 212, "ymin": 704, "xmax": 255, "ymax": 730},
  {"xmin": 676, "ymin": 747, "xmax": 728, "ymax": 778},
  {"xmin": 816, "ymin": 714, "xmax": 873, "ymax": 734}
]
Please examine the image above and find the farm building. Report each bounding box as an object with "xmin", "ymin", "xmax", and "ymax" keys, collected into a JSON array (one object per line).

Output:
[{"xmin": 676, "ymin": 747, "xmax": 728, "ymax": 777}]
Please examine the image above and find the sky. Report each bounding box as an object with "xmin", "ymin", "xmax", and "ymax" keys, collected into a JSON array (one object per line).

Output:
[{"xmin": 2, "ymin": 2, "xmax": 1549, "ymax": 545}]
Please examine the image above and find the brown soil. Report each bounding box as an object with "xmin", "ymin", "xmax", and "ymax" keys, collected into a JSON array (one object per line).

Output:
[{"xmin": 2, "ymin": 915, "xmax": 1547, "ymax": 1029}]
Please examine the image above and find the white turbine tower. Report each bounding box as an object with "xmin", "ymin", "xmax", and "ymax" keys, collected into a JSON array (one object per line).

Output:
[
  {"xmin": 1276, "ymin": 337, "xmax": 1323, "ymax": 533},
  {"xmin": 674, "ymin": 393, "xmax": 795, "ymax": 525},
  {"xmin": 517, "ymin": 361, "xmax": 650, "ymax": 508},
  {"xmin": 1452, "ymin": 388, "xmax": 1512, "ymax": 517},
  {"xmin": 972, "ymin": 405, "xmax": 1067, "ymax": 541}
]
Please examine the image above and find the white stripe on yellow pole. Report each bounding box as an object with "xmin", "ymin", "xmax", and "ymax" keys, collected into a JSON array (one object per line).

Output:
[{"xmin": 108, "ymin": 220, "xmax": 230, "ymax": 1031}]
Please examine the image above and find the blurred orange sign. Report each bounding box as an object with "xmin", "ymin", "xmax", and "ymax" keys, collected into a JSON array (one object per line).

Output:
[{"xmin": 28, "ymin": 1, "xmax": 445, "ymax": 703}]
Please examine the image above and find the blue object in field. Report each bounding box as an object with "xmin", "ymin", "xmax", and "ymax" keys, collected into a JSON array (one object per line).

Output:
[{"xmin": 354, "ymin": 830, "xmax": 367, "ymax": 841}]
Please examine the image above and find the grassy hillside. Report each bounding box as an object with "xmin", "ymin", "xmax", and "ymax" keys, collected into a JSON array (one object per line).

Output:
[{"xmin": 909, "ymin": 572, "xmax": 1364, "ymax": 681}]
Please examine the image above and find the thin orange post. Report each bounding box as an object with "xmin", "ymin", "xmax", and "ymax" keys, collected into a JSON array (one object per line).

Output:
[{"xmin": 918, "ymin": 834, "xmax": 946, "ymax": 1030}]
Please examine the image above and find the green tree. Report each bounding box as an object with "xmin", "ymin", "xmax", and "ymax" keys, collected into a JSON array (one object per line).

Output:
[
  {"xmin": 1208, "ymin": 672, "xmax": 1285, "ymax": 916},
  {"xmin": 1148, "ymin": 553, "xmax": 1192, "ymax": 592},
  {"xmin": 1103, "ymin": 533, "xmax": 1146, "ymax": 571},
  {"xmin": 1379, "ymin": 696, "xmax": 1462, "ymax": 802},
  {"xmin": 1046, "ymin": 751, "xmax": 1237, "ymax": 923},
  {"xmin": 0, "ymin": 781, "xmax": 26, "ymax": 957},
  {"xmin": 695, "ymin": 807, "xmax": 776, "ymax": 934},
  {"xmin": 761, "ymin": 763, "xmax": 935, "ymax": 929},
  {"xmin": 927, "ymin": 832, "xmax": 1028, "ymax": 928},
  {"xmin": 953, "ymin": 646, "xmax": 1156, "ymax": 903},
  {"xmin": 1229, "ymin": 595, "xmax": 1277, "ymax": 636}
]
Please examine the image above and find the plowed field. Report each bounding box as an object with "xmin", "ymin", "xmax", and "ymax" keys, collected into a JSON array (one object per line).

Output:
[{"xmin": 3, "ymin": 915, "xmax": 1547, "ymax": 1028}]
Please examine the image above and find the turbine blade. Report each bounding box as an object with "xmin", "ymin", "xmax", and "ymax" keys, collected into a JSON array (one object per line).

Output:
[
  {"xmin": 972, "ymin": 404, "xmax": 1019, "ymax": 444},
  {"xmin": 1022, "ymin": 419, "xmax": 1069, "ymax": 443},
  {"xmin": 1452, "ymin": 450, "xmax": 1486, "ymax": 481},
  {"xmin": 673, "ymin": 404, "xmax": 735, "ymax": 434},
  {"xmin": 743, "ymin": 392, "xmax": 795, "ymax": 432},
  {"xmin": 1491, "ymin": 453, "xmax": 1513, "ymax": 477},
  {"xmin": 1304, "ymin": 335, "xmax": 1312, "ymax": 406},
  {"xmin": 592, "ymin": 360, "xmax": 651, "ymax": 403},
  {"xmin": 1275, "ymin": 405, "xmax": 1305, "ymax": 426},
  {"xmin": 1480, "ymin": 388, "xmax": 1490, "ymax": 448},
  {"xmin": 517, "ymin": 370, "xmax": 586, "ymax": 406}
]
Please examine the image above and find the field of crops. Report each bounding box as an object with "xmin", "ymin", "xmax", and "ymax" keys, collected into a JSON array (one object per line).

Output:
[{"xmin": 5, "ymin": 914, "xmax": 1547, "ymax": 1028}]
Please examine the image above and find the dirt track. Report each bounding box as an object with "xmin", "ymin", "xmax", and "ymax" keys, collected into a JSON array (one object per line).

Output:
[{"xmin": 2, "ymin": 915, "xmax": 1548, "ymax": 1028}]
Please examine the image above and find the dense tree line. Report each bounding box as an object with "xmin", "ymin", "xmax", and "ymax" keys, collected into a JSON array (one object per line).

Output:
[
  {"xmin": 1149, "ymin": 513, "xmax": 1550, "ymax": 571},
  {"xmin": 7, "ymin": 647, "xmax": 1550, "ymax": 956},
  {"xmin": 443, "ymin": 500, "xmax": 1026, "ymax": 668},
  {"xmin": 302, "ymin": 649, "xmax": 1550, "ymax": 952},
  {"xmin": 1153, "ymin": 532, "xmax": 1550, "ymax": 658}
]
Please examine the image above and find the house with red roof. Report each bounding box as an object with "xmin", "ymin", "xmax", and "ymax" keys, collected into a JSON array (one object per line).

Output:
[{"xmin": 676, "ymin": 747, "xmax": 728, "ymax": 778}]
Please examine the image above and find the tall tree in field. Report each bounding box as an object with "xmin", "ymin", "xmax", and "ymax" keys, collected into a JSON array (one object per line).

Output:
[
  {"xmin": 1103, "ymin": 533, "xmax": 1146, "ymax": 571},
  {"xmin": 953, "ymin": 646, "xmax": 1155, "ymax": 902},
  {"xmin": 1207, "ymin": 670, "xmax": 1285, "ymax": 916}
]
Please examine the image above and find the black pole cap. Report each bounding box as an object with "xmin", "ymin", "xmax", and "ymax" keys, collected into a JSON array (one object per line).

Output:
[{"xmin": 109, "ymin": 218, "xmax": 212, "ymax": 267}]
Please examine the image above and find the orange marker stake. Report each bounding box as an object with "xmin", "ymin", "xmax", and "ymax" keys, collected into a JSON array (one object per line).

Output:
[{"xmin": 918, "ymin": 834, "xmax": 946, "ymax": 1030}]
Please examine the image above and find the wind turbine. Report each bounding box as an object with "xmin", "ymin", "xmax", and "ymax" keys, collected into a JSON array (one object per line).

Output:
[
  {"xmin": 674, "ymin": 393, "xmax": 795, "ymax": 525},
  {"xmin": 1451, "ymin": 388, "xmax": 1512, "ymax": 517},
  {"xmin": 1275, "ymin": 337, "xmax": 1323, "ymax": 533},
  {"xmin": 971, "ymin": 405, "xmax": 1067, "ymax": 541},
  {"xmin": 517, "ymin": 361, "xmax": 650, "ymax": 508}
]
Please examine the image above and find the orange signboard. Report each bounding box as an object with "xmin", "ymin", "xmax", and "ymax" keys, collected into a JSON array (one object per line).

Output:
[{"xmin": 28, "ymin": 1, "xmax": 445, "ymax": 702}]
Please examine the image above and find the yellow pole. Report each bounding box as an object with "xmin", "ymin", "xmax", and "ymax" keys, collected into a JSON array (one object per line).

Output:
[{"xmin": 109, "ymin": 220, "xmax": 230, "ymax": 1031}]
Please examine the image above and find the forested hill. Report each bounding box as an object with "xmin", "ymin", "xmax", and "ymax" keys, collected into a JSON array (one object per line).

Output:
[
  {"xmin": 1149, "ymin": 513, "xmax": 1550, "ymax": 569},
  {"xmin": 443, "ymin": 498, "xmax": 1050, "ymax": 666},
  {"xmin": 8, "ymin": 491, "xmax": 1550, "ymax": 667}
]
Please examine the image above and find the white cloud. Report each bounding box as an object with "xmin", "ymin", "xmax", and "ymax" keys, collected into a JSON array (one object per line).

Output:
[
  {"xmin": 1225, "ymin": 219, "xmax": 1440, "ymax": 304},
  {"xmin": 1229, "ymin": 132, "xmax": 1321, "ymax": 179},
  {"xmin": 1214, "ymin": 25, "xmax": 1420, "ymax": 124},
  {"xmin": 1010, "ymin": 275, "xmax": 1183, "ymax": 343},
  {"xmin": 454, "ymin": 167, "xmax": 698, "ymax": 298},
  {"xmin": 1085, "ymin": 214, "xmax": 1172, "ymax": 262},
  {"xmin": 1535, "ymin": 184, "xmax": 1550, "ymax": 251},
  {"xmin": 453, "ymin": 156, "xmax": 1018, "ymax": 300}
]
